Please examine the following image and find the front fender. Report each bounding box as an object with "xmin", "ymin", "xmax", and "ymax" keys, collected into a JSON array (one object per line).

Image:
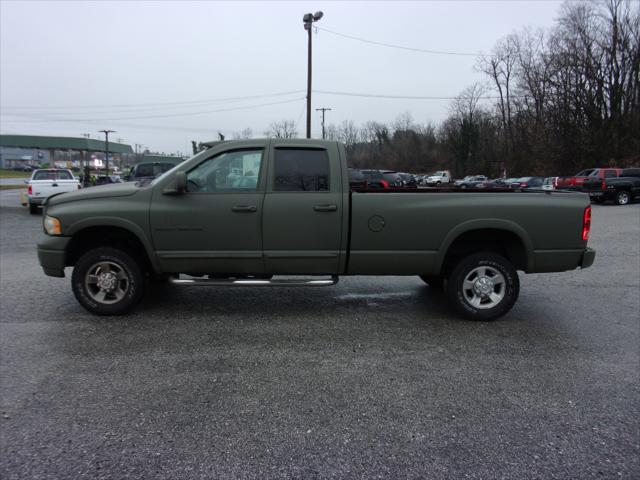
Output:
[{"xmin": 66, "ymin": 216, "xmax": 161, "ymax": 273}]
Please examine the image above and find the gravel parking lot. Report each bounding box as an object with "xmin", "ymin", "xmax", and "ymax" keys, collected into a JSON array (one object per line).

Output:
[{"xmin": 1, "ymin": 196, "xmax": 638, "ymax": 479}]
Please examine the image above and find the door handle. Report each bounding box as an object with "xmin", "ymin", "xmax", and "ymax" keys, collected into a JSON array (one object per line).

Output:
[
  {"xmin": 313, "ymin": 204, "xmax": 337, "ymax": 212},
  {"xmin": 231, "ymin": 205, "xmax": 257, "ymax": 213}
]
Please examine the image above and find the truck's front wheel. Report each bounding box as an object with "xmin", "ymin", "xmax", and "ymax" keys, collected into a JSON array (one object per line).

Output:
[
  {"xmin": 446, "ymin": 252, "xmax": 519, "ymax": 321},
  {"xmin": 71, "ymin": 247, "xmax": 145, "ymax": 315}
]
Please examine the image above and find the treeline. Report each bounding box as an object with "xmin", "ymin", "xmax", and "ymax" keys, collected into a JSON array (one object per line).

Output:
[{"xmin": 229, "ymin": 0, "xmax": 639, "ymax": 177}]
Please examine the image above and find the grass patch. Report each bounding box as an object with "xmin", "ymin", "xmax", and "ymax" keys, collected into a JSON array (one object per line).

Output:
[
  {"xmin": 0, "ymin": 169, "xmax": 31, "ymax": 179},
  {"xmin": 0, "ymin": 185, "xmax": 26, "ymax": 190}
]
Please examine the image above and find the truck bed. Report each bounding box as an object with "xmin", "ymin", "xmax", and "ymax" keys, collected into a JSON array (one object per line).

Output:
[{"xmin": 347, "ymin": 189, "xmax": 589, "ymax": 275}]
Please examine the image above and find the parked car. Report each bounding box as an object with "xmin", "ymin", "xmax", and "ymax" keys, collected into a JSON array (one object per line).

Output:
[
  {"xmin": 425, "ymin": 170, "xmax": 451, "ymax": 186},
  {"xmin": 26, "ymin": 168, "xmax": 81, "ymax": 214},
  {"xmin": 125, "ymin": 161, "xmax": 180, "ymax": 183},
  {"xmin": 399, "ymin": 173, "xmax": 418, "ymax": 187},
  {"xmin": 96, "ymin": 175, "xmax": 123, "ymax": 185},
  {"xmin": 360, "ymin": 169, "xmax": 404, "ymax": 188},
  {"xmin": 514, "ymin": 177, "xmax": 545, "ymax": 190},
  {"xmin": 358, "ymin": 169, "xmax": 388, "ymax": 189},
  {"xmin": 556, "ymin": 168, "xmax": 622, "ymax": 191},
  {"xmin": 542, "ymin": 177, "xmax": 558, "ymax": 191},
  {"xmin": 454, "ymin": 175, "xmax": 488, "ymax": 188},
  {"xmin": 478, "ymin": 178, "xmax": 514, "ymax": 189},
  {"xmin": 38, "ymin": 139, "xmax": 595, "ymax": 321},
  {"xmin": 582, "ymin": 168, "xmax": 640, "ymax": 205},
  {"xmin": 381, "ymin": 171, "xmax": 405, "ymax": 187}
]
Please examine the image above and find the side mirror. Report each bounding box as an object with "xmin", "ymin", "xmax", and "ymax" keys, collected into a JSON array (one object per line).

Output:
[
  {"xmin": 175, "ymin": 171, "xmax": 187, "ymax": 191},
  {"xmin": 163, "ymin": 171, "xmax": 187, "ymax": 195}
]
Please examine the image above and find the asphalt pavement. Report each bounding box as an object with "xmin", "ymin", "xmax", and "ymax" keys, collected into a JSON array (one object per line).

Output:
[{"xmin": 0, "ymin": 199, "xmax": 638, "ymax": 479}]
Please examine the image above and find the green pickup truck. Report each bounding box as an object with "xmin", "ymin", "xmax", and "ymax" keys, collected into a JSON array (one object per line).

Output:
[{"xmin": 37, "ymin": 139, "xmax": 595, "ymax": 320}]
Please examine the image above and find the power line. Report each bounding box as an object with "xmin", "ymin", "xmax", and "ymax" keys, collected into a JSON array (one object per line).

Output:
[
  {"xmin": 316, "ymin": 26, "xmax": 487, "ymax": 57},
  {"xmin": 0, "ymin": 90, "xmax": 306, "ymax": 111},
  {"xmin": 2, "ymin": 97, "xmax": 306, "ymax": 123},
  {"xmin": 314, "ymin": 90, "xmax": 512, "ymax": 100}
]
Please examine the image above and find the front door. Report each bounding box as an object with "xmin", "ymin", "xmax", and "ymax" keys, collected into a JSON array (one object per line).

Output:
[
  {"xmin": 150, "ymin": 147, "xmax": 267, "ymax": 275},
  {"xmin": 262, "ymin": 144, "xmax": 344, "ymax": 274}
]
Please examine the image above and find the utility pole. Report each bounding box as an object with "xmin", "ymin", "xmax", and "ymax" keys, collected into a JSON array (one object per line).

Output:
[
  {"xmin": 303, "ymin": 11, "xmax": 323, "ymax": 139},
  {"xmin": 99, "ymin": 129, "xmax": 115, "ymax": 176},
  {"xmin": 315, "ymin": 107, "xmax": 332, "ymax": 139}
]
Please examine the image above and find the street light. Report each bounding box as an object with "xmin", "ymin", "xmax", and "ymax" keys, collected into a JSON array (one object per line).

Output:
[
  {"xmin": 303, "ymin": 11, "xmax": 323, "ymax": 139},
  {"xmin": 99, "ymin": 129, "xmax": 116, "ymax": 176}
]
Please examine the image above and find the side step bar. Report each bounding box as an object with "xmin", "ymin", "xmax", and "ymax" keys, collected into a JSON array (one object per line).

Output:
[{"xmin": 169, "ymin": 275, "xmax": 339, "ymax": 287}]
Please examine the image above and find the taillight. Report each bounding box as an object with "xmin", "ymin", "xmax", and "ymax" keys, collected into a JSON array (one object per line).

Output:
[
  {"xmin": 601, "ymin": 180, "xmax": 606, "ymax": 191},
  {"xmin": 28, "ymin": 185, "xmax": 32, "ymax": 195},
  {"xmin": 582, "ymin": 206, "xmax": 591, "ymax": 241},
  {"xmin": 380, "ymin": 180, "xmax": 389, "ymax": 188},
  {"xmin": 520, "ymin": 183, "xmax": 528, "ymax": 188}
]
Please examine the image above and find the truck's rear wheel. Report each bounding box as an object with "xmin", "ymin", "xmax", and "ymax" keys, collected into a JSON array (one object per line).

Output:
[
  {"xmin": 446, "ymin": 252, "xmax": 519, "ymax": 321},
  {"xmin": 615, "ymin": 190, "xmax": 630, "ymax": 205},
  {"xmin": 71, "ymin": 247, "xmax": 145, "ymax": 315},
  {"xmin": 29, "ymin": 203, "xmax": 39, "ymax": 215}
]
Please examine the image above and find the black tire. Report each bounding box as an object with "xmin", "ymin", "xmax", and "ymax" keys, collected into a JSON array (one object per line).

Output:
[
  {"xmin": 446, "ymin": 252, "xmax": 519, "ymax": 321},
  {"xmin": 29, "ymin": 203, "xmax": 39, "ymax": 215},
  {"xmin": 419, "ymin": 275, "xmax": 444, "ymax": 290},
  {"xmin": 615, "ymin": 190, "xmax": 631, "ymax": 206},
  {"xmin": 71, "ymin": 247, "xmax": 145, "ymax": 315}
]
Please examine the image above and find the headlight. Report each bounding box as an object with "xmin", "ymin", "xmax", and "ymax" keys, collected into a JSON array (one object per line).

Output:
[{"xmin": 43, "ymin": 215, "xmax": 62, "ymax": 235}]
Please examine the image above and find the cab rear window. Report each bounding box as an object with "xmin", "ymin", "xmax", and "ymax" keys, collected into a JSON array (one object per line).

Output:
[{"xmin": 33, "ymin": 170, "xmax": 73, "ymax": 181}]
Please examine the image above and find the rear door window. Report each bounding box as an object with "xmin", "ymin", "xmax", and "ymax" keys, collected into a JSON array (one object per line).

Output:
[{"xmin": 273, "ymin": 149, "xmax": 330, "ymax": 191}]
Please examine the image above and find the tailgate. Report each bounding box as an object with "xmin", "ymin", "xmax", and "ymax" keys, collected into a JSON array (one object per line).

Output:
[{"xmin": 29, "ymin": 180, "xmax": 78, "ymax": 198}]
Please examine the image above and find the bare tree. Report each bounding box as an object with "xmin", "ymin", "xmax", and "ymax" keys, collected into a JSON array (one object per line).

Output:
[
  {"xmin": 232, "ymin": 127, "xmax": 253, "ymax": 140},
  {"xmin": 264, "ymin": 120, "xmax": 298, "ymax": 139}
]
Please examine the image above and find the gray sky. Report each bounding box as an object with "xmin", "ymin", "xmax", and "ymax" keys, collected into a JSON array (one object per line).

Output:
[{"xmin": 1, "ymin": 0, "xmax": 564, "ymax": 154}]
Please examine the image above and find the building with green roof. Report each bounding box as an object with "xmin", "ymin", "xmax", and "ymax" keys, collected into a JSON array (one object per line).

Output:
[{"xmin": 0, "ymin": 134, "xmax": 134, "ymax": 170}]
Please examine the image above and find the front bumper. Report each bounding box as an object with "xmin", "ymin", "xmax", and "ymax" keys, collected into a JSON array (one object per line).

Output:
[{"xmin": 37, "ymin": 235, "xmax": 71, "ymax": 277}]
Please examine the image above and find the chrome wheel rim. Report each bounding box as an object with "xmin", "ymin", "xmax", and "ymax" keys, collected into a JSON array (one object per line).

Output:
[
  {"xmin": 462, "ymin": 266, "xmax": 506, "ymax": 309},
  {"xmin": 85, "ymin": 261, "xmax": 130, "ymax": 304},
  {"xmin": 618, "ymin": 192, "xmax": 629, "ymax": 204}
]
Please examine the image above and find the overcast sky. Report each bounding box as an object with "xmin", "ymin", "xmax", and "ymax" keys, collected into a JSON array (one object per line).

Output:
[{"xmin": 1, "ymin": 0, "xmax": 565, "ymax": 154}]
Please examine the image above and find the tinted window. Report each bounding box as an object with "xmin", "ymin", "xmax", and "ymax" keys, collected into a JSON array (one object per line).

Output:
[
  {"xmin": 274, "ymin": 149, "xmax": 329, "ymax": 191},
  {"xmin": 604, "ymin": 170, "xmax": 617, "ymax": 178},
  {"xmin": 187, "ymin": 149, "xmax": 263, "ymax": 193}
]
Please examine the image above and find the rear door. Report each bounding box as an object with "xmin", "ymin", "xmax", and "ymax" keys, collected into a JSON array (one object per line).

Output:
[{"xmin": 262, "ymin": 142, "xmax": 344, "ymax": 274}]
